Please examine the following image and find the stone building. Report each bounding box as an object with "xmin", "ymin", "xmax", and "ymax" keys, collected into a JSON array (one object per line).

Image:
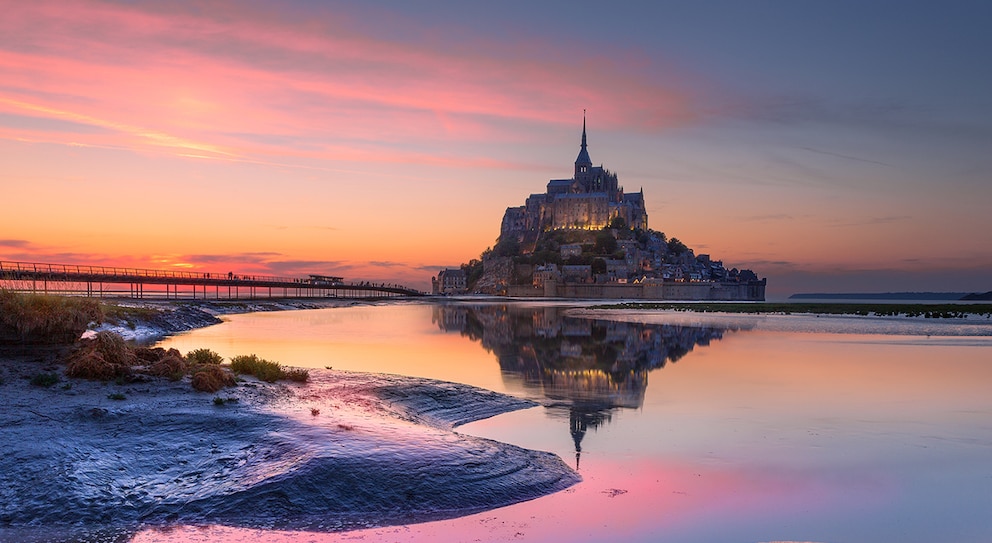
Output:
[
  {"xmin": 499, "ymin": 116, "xmax": 648, "ymax": 244},
  {"xmin": 432, "ymin": 268, "xmax": 467, "ymax": 295}
]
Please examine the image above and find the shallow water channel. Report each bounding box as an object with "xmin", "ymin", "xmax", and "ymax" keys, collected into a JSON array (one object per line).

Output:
[{"xmin": 142, "ymin": 300, "xmax": 992, "ymax": 543}]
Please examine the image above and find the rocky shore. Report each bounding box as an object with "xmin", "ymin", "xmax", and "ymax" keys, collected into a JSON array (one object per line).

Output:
[{"xmin": 91, "ymin": 298, "xmax": 369, "ymax": 342}]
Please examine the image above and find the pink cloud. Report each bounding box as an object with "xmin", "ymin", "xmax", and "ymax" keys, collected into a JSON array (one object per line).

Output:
[{"xmin": 0, "ymin": 0, "xmax": 697, "ymax": 168}]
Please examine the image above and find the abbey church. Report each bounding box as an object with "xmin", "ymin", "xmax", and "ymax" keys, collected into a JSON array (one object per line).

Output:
[{"xmin": 499, "ymin": 116, "xmax": 649, "ymax": 245}]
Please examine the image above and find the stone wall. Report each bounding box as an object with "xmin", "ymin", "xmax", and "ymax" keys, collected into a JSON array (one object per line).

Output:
[{"xmin": 506, "ymin": 280, "xmax": 766, "ymax": 301}]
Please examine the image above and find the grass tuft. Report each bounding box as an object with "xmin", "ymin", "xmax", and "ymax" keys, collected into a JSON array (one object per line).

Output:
[
  {"xmin": 30, "ymin": 372, "xmax": 60, "ymax": 387},
  {"xmin": 107, "ymin": 392, "xmax": 126, "ymax": 401},
  {"xmin": 65, "ymin": 331, "xmax": 137, "ymax": 381},
  {"xmin": 0, "ymin": 290, "xmax": 103, "ymax": 344},
  {"xmin": 230, "ymin": 354, "xmax": 309, "ymax": 383},
  {"xmin": 145, "ymin": 352, "xmax": 189, "ymax": 381},
  {"xmin": 191, "ymin": 364, "xmax": 236, "ymax": 393},
  {"xmin": 283, "ymin": 368, "xmax": 310, "ymax": 383},
  {"xmin": 186, "ymin": 348, "xmax": 223, "ymax": 365},
  {"xmin": 230, "ymin": 354, "xmax": 283, "ymax": 383}
]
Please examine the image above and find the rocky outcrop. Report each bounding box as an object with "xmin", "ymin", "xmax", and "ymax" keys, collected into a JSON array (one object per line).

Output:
[{"xmin": 473, "ymin": 257, "xmax": 513, "ymax": 295}]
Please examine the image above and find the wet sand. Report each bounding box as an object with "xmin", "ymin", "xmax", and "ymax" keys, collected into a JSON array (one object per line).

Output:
[{"xmin": 0, "ymin": 350, "xmax": 579, "ymax": 542}]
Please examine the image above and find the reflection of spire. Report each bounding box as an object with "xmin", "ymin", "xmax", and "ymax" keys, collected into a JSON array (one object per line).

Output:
[
  {"xmin": 568, "ymin": 405, "xmax": 613, "ymax": 470},
  {"xmin": 569, "ymin": 408, "xmax": 587, "ymax": 470}
]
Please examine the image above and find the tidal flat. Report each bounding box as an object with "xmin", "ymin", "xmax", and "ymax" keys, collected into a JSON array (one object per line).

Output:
[
  {"xmin": 4, "ymin": 299, "xmax": 992, "ymax": 542},
  {"xmin": 0, "ymin": 351, "xmax": 578, "ymax": 542}
]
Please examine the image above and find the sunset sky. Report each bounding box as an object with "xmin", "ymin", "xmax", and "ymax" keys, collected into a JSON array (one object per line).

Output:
[{"xmin": 2, "ymin": 0, "xmax": 990, "ymax": 297}]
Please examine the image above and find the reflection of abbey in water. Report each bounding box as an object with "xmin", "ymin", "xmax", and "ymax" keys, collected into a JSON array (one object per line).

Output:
[{"xmin": 433, "ymin": 304, "xmax": 750, "ymax": 467}]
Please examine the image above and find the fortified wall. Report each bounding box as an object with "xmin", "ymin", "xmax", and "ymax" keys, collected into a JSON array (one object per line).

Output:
[{"xmin": 508, "ymin": 279, "xmax": 766, "ymax": 301}]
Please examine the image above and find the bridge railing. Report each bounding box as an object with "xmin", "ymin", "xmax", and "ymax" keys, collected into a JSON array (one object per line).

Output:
[
  {"xmin": 0, "ymin": 260, "xmax": 282, "ymax": 283},
  {"xmin": 1, "ymin": 260, "xmax": 425, "ymax": 295}
]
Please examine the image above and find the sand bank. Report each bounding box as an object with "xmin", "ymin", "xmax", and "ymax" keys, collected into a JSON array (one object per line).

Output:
[{"xmin": 0, "ymin": 350, "xmax": 579, "ymax": 542}]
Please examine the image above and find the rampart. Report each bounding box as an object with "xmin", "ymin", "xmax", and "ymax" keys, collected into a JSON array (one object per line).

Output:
[{"xmin": 507, "ymin": 279, "xmax": 766, "ymax": 301}]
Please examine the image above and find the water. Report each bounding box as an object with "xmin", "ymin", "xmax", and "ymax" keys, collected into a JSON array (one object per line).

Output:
[{"xmin": 139, "ymin": 301, "xmax": 992, "ymax": 542}]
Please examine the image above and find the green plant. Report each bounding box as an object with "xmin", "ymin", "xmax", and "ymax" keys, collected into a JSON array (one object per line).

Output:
[
  {"xmin": 230, "ymin": 354, "xmax": 309, "ymax": 383},
  {"xmin": 230, "ymin": 354, "xmax": 283, "ymax": 383},
  {"xmin": 213, "ymin": 396, "xmax": 225, "ymax": 406},
  {"xmin": 186, "ymin": 348, "xmax": 223, "ymax": 365},
  {"xmin": 107, "ymin": 392, "xmax": 126, "ymax": 401},
  {"xmin": 30, "ymin": 372, "xmax": 60, "ymax": 387}
]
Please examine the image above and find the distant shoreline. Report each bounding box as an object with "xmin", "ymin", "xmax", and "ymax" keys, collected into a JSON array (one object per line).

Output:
[
  {"xmin": 790, "ymin": 291, "xmax": 992, "ymax": 301},
  {"xmin": 585, "ymin": 301, "xmax": 992, "ymax": 319}
]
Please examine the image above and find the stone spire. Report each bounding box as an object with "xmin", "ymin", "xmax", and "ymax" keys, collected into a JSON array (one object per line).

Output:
[{"xmin": 574, "ymin": 110, "xmax": 592, "ymax": 175}]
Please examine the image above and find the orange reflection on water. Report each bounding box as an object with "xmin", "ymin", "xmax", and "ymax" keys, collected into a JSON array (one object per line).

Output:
[{"xmin": 156, "ymin": 304, "xmax": 508, "ymax": 393}]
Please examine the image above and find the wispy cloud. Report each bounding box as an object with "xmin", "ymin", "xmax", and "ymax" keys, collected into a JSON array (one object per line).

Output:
[
  {"xmin": 826, "ymin": 215, "xmax": 912, "ymax": 228},
  {"xmin": 0, "ymin": 0, "xmax": 696, "ymax": 170},
  {"xmin": 0, "ymin": 239, "xmax": 33, "ymax": 249},
  {"xmin": 797, "ymin": 146, "xmax": 894, "ymax": 167},
  {"xmin": 735, "ymin": 214, "xmax": 799, "ymax": 223}
]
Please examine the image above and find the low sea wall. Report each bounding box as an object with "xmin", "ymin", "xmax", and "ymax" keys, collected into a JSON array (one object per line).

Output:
[{"xmin": 507, "ymin": 279, "xmax": 766, "ymax": 301}]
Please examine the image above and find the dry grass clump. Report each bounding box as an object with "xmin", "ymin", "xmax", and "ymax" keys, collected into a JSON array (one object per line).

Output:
[
  {"xmin": 65, "ymin": 331, "xmax": 136, "ymax": 380},
  {"xmin": 0, "ymin": 290, "xmax": 103, "ymax": 344},
  {"xmin": 230, "ymin": 354, "xmax": 308, "ymax": 383},
  {"xmin": 145, "ymin": 350, "xmax": 189, "ymax": 380},
  {"xmin": 187, "ymin": 348, "xmax": 234, "ymax": 391},
  {"xmin": 191, "ymin": 364, "xmax": 236, "ymax": 392},
  {"xmin": 282, "ymin": 368, "xmax": 310, "ymax": 383},
  {"xmin": 93, "ymin": 330, "xmax": 134, "ymax": 367},
  {"xmin": 61, "ymin": 332, "xmax": 234, "ymax": 390},
  {"xmin": 134, "ymin": 346, "xmax": 166, "ymax": 363}
]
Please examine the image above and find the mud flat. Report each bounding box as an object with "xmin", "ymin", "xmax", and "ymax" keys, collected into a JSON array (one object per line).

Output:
[{"xmin": 0, "ymin": 352, "xmax": 579, "ymax": 542}]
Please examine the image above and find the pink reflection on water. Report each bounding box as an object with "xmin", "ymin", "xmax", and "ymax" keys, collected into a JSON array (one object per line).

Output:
[{"xmin": 132, "ymin": 453, "xmax": 890, "ymax": 542}]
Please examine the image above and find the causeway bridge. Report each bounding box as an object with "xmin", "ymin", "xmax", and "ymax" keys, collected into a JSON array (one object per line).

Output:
[{"xmin": 0, "ymin": 260, "xmax": 426, "ymax": 300}]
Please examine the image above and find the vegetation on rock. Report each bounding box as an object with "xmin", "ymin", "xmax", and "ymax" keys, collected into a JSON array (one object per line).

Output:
[{"xmin": 0, "ymin": 290, "xmax": 102, "ymax": 344}]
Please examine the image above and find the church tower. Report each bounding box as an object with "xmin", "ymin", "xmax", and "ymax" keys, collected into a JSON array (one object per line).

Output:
[{"xmin": 574, "ymin": 111, "xmax": 592, "ymax": 185}]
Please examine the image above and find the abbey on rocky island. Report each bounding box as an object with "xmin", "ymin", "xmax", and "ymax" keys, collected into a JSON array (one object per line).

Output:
[
  {"xmin": 438, "ymin": 115, "xmax": 766, "ymax": 301},
  {"xmin": 499, "ymin": 115, "xmax": 648, "ymax": 246}
]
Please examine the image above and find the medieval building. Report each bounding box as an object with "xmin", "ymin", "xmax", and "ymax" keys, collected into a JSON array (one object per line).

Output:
[{"xmin": 499, "ymin": 116, "xmax": 648, "ymax": 244}]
